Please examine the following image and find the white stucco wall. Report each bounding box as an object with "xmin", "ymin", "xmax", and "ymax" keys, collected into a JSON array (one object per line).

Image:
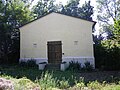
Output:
[{"xmin": 20, "ymin": 12, "xmax": 95, "ymax": 67}]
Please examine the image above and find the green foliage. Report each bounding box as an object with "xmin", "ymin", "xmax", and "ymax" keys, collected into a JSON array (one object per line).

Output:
[
  {"xmin": 32, "ymin": 0, "xmax": 57, "ymax": 18},
  {"xmin": 32, "ymin": 0, "xmax": 94, "ymax": 21},
  {"xmin": 82, "ymin": 61, "xmax": 93, "ymax": 71},
  {"xmin": 59, "ymin": 77, "xmax": 70, "ymax": 89},
  {"xmin": 1, "ymin": 66, "xmax": 120, "ymax": 89},
  {"xmin": 15, "ymin": 77, "xmax": 40, "ymax": 90},
  {"xmin": 19, "ymin": 61, "xmax": 27, "ymax": 67},
  {"xmin": 87, "ymin": 80, "xmax": 102, "ymax": 89},
  {"xmin": 7, "ymin": 0, "xmax": 33, "ymax": 26},
  {"xmin": 75, "ymin": 77, "xmax": 85, "ymax": 89},
  {"xmin": 99, "ymin": 19, "xmax": 120, "ymax": 70},
  {"xmin": 94, "ymin": 19, "xmax": 120, "ymax": 70},
  {"xmin": 36, "ymin": 71, "xmax": 58, "ymax": 89},
  {"xmin": 67, "ymin": 61, "xmax": 93, "ymax": 72},
  {"xmin": 0, "ymin": 0, "xmax": 33, "ymax": 64},
  {"xmin": 1, "ymin": 75, "xmax": 120, "ymax": 90},
  {"xmin": 113, "ymin": 19, "xmax": 120, "ymax": 43},
  {"xmin": 19, "ymin": 60, "xmax": 38, "ymax": 68},
  {"xmin": 102, "ymin": 84, "xmax": 120, "ymax": 90},
  {"xmin": 110, "ymin": 76, "xmax": 120, "ymax": 84},
  {"xmin": 67, "ymin": 61, "xmax": 81, "ymax": 72},
  {"xmin": 74, "ymin": 78, "xmax": 120, "ymax": 90},
  {"xmin": 94, "ymin": 44, "xmax": 106, "ymax": 69},
  {"xmin": 102, "ymin": 39, "xmax": 118, "ymax": 49},
  {"xmin": 61, "ymin": 0, "xmax": 93, "ymax": 20},
  {"xmin": 95, "ymin": 42, "xmax": 120, "ymax": 70}
]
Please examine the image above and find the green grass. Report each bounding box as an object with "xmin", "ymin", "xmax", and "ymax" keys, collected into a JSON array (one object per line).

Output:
[
  {"xmin": 0, "ymin": 64, "xmax": 79, "ymax": 85},
  {"xmin": 1, "ymin": 64, "xmax": 120, "ymax": 90}
]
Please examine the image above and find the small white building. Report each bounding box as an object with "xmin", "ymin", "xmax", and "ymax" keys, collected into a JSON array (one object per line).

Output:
[{"xmin": 19, "ymin": 12, "xmax": 96, "ymax": 68}]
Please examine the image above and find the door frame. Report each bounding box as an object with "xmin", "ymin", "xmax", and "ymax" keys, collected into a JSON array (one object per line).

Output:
[{"xmin": 47, "ymin": 41, "xmax": 62, "ymax": 64}]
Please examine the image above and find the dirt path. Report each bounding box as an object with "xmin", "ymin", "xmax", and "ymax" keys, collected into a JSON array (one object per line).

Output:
[{"xmin": 76, "ymin": 71, "xmax": 120, "ymax": 82}]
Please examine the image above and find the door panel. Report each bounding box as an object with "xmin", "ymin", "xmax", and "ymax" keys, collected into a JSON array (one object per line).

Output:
[{"xmin": 47, "ymin": 41, "xmax": 62, "ymax": 64}]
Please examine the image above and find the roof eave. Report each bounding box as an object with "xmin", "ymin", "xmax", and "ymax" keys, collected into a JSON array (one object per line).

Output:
[{"xmin": 19, "ymin": 11, "xmax": 96, "ymax": 28}]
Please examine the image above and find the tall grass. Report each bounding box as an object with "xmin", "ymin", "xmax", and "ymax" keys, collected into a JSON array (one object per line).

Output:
[
  {"xmin": 35, "ymin": 71, "xmax": 58, "ymax": 90},
  {"xmin": 35, "ymin": 71, "xmax": 70, "ymax": 90}
]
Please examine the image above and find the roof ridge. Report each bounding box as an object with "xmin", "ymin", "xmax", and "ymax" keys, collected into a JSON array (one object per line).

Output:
[{"xmin": 19, "ymin": 11, "xmax": 96, "ymax": 28}]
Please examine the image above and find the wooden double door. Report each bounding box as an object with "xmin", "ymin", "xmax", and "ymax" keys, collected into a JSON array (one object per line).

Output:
[{"xmin": 47, "ymin": 41, "xmax": 62, "ymax": 64}]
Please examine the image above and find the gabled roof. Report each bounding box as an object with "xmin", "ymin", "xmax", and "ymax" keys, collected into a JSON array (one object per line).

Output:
[{"xmin": 19, "ymin": 11, "xmax": 96, "ymax": 28}]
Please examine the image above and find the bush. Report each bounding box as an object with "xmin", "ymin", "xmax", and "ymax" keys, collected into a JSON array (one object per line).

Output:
[
  {"xmin": 19, "ymin": 59, "xmax": 38, "ymax": 68},
  {"xmin": 67, "ymin": 61, "xmax": 81, "ymax": 72},
  {"xmin": 67, "ymin": 61, "xmax": 94, "ymax": 72},
  {"xmin": 19, "ymin": 61, "xmax": 27, "ymax": 67},
  {"xmin": 36, "ymin": 71, "xmax": 58, "ymax": 90},
  {"xmin": 59, "ymin": 77, "xmax": 70, "ymax": 89},
  {"xmin": 82, "ymin": 61, "xmax": 93, "ymax": 71},
  {"xmin": 75, "ymin": 77, "xmax": 85, "ymax": 89},
  {"xmin": 36, "ymin": 71, "xmax": 70, "ymax": 89},
  {"xmin": 87, "ymin": 80, "xmax": 102, "ymax": 89},
  {"xmin": 26, "ymin": 60, "xmax": 38, "ymax": 67},
  {"xmin": 94, "ymin": 44, "xmax": 120, "ymax": 70},
  {"xmin": 14, "ymin": 77, "xmax": 40, "ymax": 90}
]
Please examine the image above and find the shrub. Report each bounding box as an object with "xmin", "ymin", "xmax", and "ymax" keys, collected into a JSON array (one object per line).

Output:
[
  {"xmin": 82, "ymin": 61, "xmax": 93, "ymax": 71},
  {"xmin": 67, "ymin": 61, "xmax": 81, "ymax": 72},
  {"xmin": 35, "ymin": 71, "xmax": 58, "ymax": 90},
  {"xmin": 15, "ymin": 77, "xmax": 40, "ymax": 90},
  {"xmin": 36, "ymin": 71, "xmax": 70, "ymax": 89},
  {"xmin": 94, "ymin": 43, "xmax": 120, "ymax": 70},
  {"xmin": 75, "ymin": 77, "xmax": 85, "ymax": 89},
  {"xmin": 26, "ymin": 60, "xmax": 38, "ymax": 67},
  {"xmin": 59, "ymin": 77, "xmax": 70, "ymax": 89},
  {"xmin": 87, "ymin": 80, "xmax": 102, "ymax": 89},
  {"xmin": 19, "ymin": 59, "xmax": 38, "ymax": 68},
  {"xmin": 19, "ymin": 61, "xmax": 27, "ymax": 67}
]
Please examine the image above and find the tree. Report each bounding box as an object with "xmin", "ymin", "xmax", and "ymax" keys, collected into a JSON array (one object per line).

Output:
[
  {"xmin": 32, "ymin": 0, "xmax": 94, "ymax": 21},
  {"xmin": 61, "ymin": 0, "xmax": 80, "ymax": 17},
  {"xmin": 94, "ymin": 19, "xmax": 120, "ymax": 70},
  {"xmin": 79, "ymin": 1, "xmax": 93, "ymax": 20},
  {"xmin": 113, "ymin": 19, "xmax": 120, "ymax": 42},
  {"xmin": 32, "ymin": 0, "xmax": 57, "ymax": 18},
  {"xmin": 96, "ymin": 0, "xmax": 120, "ymax": 40},
  {"xmin": 8, "ymin": 0, "xmax": 34, "ymax": 27},
  {"xmin": 97, "ymin": 0, "xmax": 120, "ymax": 25},
  {"xmin": 0, "ymin": 0, "xmax": 33, "ymax": 63},
  {"xmin": 61, "ymin": 0, "xmax": 93, "ymax": 20}
]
